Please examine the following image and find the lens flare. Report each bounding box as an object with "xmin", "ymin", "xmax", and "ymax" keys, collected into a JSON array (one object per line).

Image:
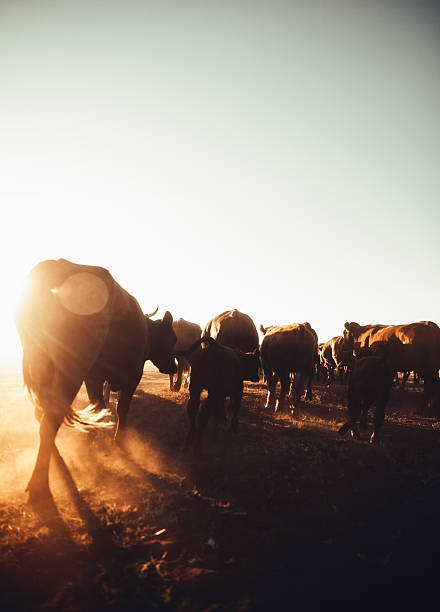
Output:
[{"xmin": 53, "ymin": 272, "xmax": 109, "ymax": 315}]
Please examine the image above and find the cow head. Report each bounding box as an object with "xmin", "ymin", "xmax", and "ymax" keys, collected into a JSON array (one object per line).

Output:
[
  {"xmin": 344, "ymin": 321, "xmax": 362, "ymax": 339},
  {"xmin": 145, "ymin": 311, "xmax": 177, "ymax": 375},
  {"xmin": 341, "ymin": 329, "xmax": 354, "ymax": 366}
]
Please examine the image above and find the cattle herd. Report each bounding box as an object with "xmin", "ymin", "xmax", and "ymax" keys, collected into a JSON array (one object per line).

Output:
[{"xmin": 15, "ymin": 259, "xmax": 440, "ymax": 504}]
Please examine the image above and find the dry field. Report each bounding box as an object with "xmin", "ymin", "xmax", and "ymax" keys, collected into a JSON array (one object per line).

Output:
[{"xmin": 1, "ymin": 361, "xmax": 440, "ymax": 611}]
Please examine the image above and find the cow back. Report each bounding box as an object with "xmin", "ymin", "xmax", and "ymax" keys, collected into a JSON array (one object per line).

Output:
[
  {"xmin": 204, "ymin": 309, "xmax": 259, "ymax": 353},
  {"xmin": 261, "ymin": 323, "xmax": 316, "ymax": 372},
  {"xmin": 173, "ymin": 318, "xmax": 202, "ymax": 352},
  {"xmin": 16, "ymin": 258, "xmax": 148, "ymax": 399}
]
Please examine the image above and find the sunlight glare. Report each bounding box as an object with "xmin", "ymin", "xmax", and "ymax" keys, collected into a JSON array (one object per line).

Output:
[{"xmin": 54, "ymin": 272, "xmax": 109, "ymax": 316}]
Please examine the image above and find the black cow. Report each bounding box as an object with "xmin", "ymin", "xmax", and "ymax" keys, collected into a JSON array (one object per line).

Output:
[
  {"xmin": 339, "ymin": 343, "xmax": 393, "ymax": 443},
  {"xmin": 178, "ymin": 337, "xmax": 259, "ymax": 454},
  {"xmin": 260, "ymin": 322, "xmax": 317, "ymax": 414},
  {"xmin": 16, "ymin": 258, "xmax": 176, "ymax": 504}
]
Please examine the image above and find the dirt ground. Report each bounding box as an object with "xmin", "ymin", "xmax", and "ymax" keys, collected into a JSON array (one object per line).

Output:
[{"xmin": 1, "ymin": 362, "xmax": 440, "ymax": 611}]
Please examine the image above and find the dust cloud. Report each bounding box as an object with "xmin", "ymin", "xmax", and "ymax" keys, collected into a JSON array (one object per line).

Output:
[
  {"xmin": 0, "ymin": 360, "xmax": 173, "ymax": 513},
  {"xmin": 0, "ymin": 360, "xmax": 38, "ymax": 501}
]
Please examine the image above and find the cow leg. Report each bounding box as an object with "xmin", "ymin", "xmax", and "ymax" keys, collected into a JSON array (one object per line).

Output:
[
  {"xmin": 169, "ymin": 373, "xmax": 174, "ymax": 391},
  {"xmin": 264, "ymin": 370, "xmax": 277, "ymax": 410},
  {"xmin": 370, "ymin": 395, "xmax": 387, "ymax": 444},
  {"xmin": 401, "ymin": 371, "xmax": 409, "ymax": 390},
  {"xmin": 114, "ymin": 387, "xmax": 136, "ymax": 443},
  {"xmin": 27, "ymin": 411, "xmax": 64, "ymax": 504},
  {"xmin": 27, "ymin": 376, "xmax": 80, "ymax": 503},
  {"xmin": 420, "ymin": 370, "xmax": 436, "ymax": 415},
  {"xmin": 103, "ymin": 380, "xmax": 111, "ymax": 405},
  {"xmin": 359, "ymin": 404, "xmax": 369, "ymax": 429},
  {"xmin": 339, "ymin": 391, "xmax": 361, "ymax": 440},
  {"xmin": 276, "ymin": 371, "xmax": 290, "ymax": 413},
  {"xmin": 85, "ymin": 377, "xmax": 106, "ymax": 411},
  {"xmin": 208, "ymin": 396, "xmax": 225, "ymax": 440},
  {"xmin": 339, "ymin": 419, "xmax": 361, "ymax": 440},
  {"xmin": 304, "ymin": 366, "xmax": 314, "ymax": 401},
  {"xmin": 290, "ymin": 371, "xmax": 306, "ymax": 415},
  {"xmin": 183, "ymin": 362, "xmax": 191, "ymax": 389},
  {"xmin": 229, "ymin": 384, "xmax": 243, "ymax": 433},
  {"xmin": 186, "ymin": 384, "xmax": 201, "ymax": 447},
  {"xmin": 174, "ymin": 358, "xmax": 184, "ymax": 392},
  {"xmin": 327, "ymin": 367, "xmax": 334, "ymax": 387},
  {"xmin": 195, "ymin": 395, "xmax": 214, "ymax": 455}
]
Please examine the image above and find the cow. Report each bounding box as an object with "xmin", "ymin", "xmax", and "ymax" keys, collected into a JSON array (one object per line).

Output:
[
  {"xmin": 343, "ymin": 322, "xmax": 388, "ymax": 350},
  {"xmin": 319, "ymin": 333, "xmax": 354, "ymax": 385},
  {"xmin": 169, "ymin": 318, "xmax": 202, "ymax": 392},
  {"xmin": 203, "ymin": 309, "xmax": 260, "ymax": 353},
  {"xmin": 259, "ymin": 322, "xmax": 317, "ymax": 414},
  {"xmin": 344, "ymin": 320, "xmax": 440, "ymax": 413},
  {"xmin": 339, "ymin": 343, "xmax": 394, "ymax": 443},
  {"xmin": 177, "ymin": 337, "xmax": 260, "ymax": 454},
  {"xmin": 318, "ymin": 338, "xmax": 338, "ymax": 385},
  {"xmin": 15, "ymin": 258, "xmax": 177, "ymax": 504}
]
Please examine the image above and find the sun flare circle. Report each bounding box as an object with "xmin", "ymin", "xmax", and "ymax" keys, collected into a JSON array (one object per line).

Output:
[{"xmin": 53, "ymin": 272, "xmax": 109, "ymax": 316}]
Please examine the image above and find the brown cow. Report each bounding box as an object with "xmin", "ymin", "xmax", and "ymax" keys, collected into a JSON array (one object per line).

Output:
[
  {"xmin": 319, "ymin": 333, "xmax": 354, "ymax": 385},
  {"xmin": 169, "ymin": 318, "xmax": 202, "ymax": 391},
  {"xmin": 319, "ymin": 337, "xmax": 338, "ymax": 385},
  {"xmin": 203, "ymin": 309, "xmax": 259, "ymax": 353},
  {"xmin": 260, "ymin": 322, "xmax": 317, "ymax": 413},
  {"xmin": 179, "ymin": 338, "xmax": 260, "ymax": 454},
  {"xmin": 344, "ymin": 320, "xmax": 440, "ymax": 412},
  {"xmin": 15, "ymin": 258, "xmax": 177, "ymax": 504}
]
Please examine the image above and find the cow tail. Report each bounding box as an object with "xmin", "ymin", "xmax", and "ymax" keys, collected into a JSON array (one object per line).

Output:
[
  {"xmin": 22, "ymin": 348, "xmax": 114, "ymax": 431},
  {"xmin": 64, "ymin": 403, "xmax": 115, "ymax": 432},
  {"xmin": 21, "ymin": 346, "xmax": 54, "ymax": 419}
]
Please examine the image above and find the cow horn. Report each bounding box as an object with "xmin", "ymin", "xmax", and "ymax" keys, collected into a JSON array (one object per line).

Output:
[{"xmin": 145, "ymin": 305, "xmax": 159, "ymax": 318}]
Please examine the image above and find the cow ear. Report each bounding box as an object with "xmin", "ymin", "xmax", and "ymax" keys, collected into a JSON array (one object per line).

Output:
[
  {"xmin": 260, "ymin": 324, "xmax": 266, "ymax": 335},
  {"xmin": 344, "ymin": 322, "xmax": 350, "ymax": 331},
  {"xmin": 163, "ymin": 311, "xmax": 173, "ymax": 327}
]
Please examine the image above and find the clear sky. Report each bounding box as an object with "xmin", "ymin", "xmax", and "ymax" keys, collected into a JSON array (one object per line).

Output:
[{"xmin": 1, "ymin": 0, "xmax": 439, "ymax": 359}]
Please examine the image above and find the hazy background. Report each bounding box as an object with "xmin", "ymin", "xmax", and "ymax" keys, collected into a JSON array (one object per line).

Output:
[{"xmin": 1, "ymin": 0, "xmax": 439, "ymax": 359}]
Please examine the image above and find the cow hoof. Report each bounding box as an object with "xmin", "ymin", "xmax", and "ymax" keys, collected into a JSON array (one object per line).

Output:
[{"xmin": 275, "ymin": 400, "xmax": 286, "ymax": 413}]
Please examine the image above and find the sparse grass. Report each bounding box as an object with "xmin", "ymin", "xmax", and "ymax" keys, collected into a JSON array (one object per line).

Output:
[{"xmin": 1, "ymin": 365, "xmax": 440, "ymax": 610}]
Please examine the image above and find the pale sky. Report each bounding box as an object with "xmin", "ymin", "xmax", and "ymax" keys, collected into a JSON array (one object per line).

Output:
[{"xmin": 1, "ymin": 0, "xmax": 439, "ymax": 359}]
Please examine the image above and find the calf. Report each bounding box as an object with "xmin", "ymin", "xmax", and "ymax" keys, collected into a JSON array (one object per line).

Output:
[
  {"xmin": 339, "ymin": 345, "xmax": 393, "ymax": 443},
  {"xmin": 179, "ymin": 338, "xmax": 260, "ymax": 454}
]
